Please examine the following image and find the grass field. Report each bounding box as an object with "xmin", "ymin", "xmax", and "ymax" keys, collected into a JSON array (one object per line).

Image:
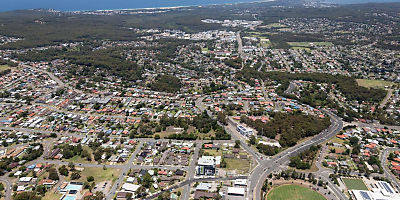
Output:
[
  {"xmin": 267, "ymin": 185, "xmax": 326, "ymax": 200},
  {"xmin": 64, "ymin": 167, "xmax": 120, "ymax": 184},
  {"xmin": 342, "ymin": 178, "xmax": 368, "ymax": 190},
  {"xmin": 81, "ymin": 167, "xmax": 120, "ymax": 183},
  {"xmin": 225, "ymin": 158, "xmax": 250, "ymax": 174},
  {"xmin": 203, "ymin": 149, "xmax": 223, "ymax": 157},
  {"xmin": 266, "ymin": 23, "xmax": 287, "ymax": 28},
  {"xmin": 292, "ymin": 47, "xmax": 311, "ymax": 52},
  {"xmin": 288, "ymin": 42, "xmax": 333, "ymax": 47},
  {"xmin": 201, "ymin": 47, "xmax": 209, "ymax": 53},
  {"xmin": 42, "ymin": 192, "xmax": 63, "ymax": 200},
  {"xmin": 356, "ymin": 79, "xmax": 394, "ymax": 89},
  {"xmin": 0, "ymin": 65, "xmax": 10, "ymax": 71}
]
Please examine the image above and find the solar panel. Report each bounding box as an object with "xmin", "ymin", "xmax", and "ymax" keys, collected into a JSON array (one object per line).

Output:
[
  {"xmin": 381, "ymin": 182, "xmax": 394, "ymax": 194},
  {"xmin": 360, "ymin": 191, "xmax": 371, "ymax": 200}
]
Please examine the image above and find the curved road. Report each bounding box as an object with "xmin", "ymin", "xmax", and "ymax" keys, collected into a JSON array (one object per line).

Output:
[
  {"xmin": 248, "ymin": 109, "xmax": 345, "ymax": 200},
  {"xmin": 381, "ymin": 148, "xmax": 400, "ymax": 190}
]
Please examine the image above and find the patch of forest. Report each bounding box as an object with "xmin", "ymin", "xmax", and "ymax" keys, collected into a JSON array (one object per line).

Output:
[
  {"xmin": 149, "ymin": 75, "xmax": 181, "ymax": 93},
  {"xmin": 236, "ymin": 68, "xmax": 387, "ymax": 103},
  {"xmin": 241, "ymin": 111, "xmax": 331, "ymax": 148}
]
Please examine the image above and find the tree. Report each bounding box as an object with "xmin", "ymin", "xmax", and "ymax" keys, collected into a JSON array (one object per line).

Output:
[
  {"xmin": 220, "ymin": 158, "xmax": 227, "ymax": 168},
  {"xmin": 157, "ymin": 190, "xmax": 170, "ymax": 200},
  {"xmin": 318, "ymin": 180, "xmax": 324, "ymax": 186},
  {"xmin": 36, "ymin": 185, "xmax": 46, "ymax": 195},
  {"xmin": 154, "ymin": 134, "xmax": 160, "ymax": 140},
  {"xmin": 249, "ymin": 135, "xmax": 256, "ymax": 145},
  {"xmin": 68, "ymin": 162, "xmax": 75, "ymax": 171},
  {"xmin": 89, "ymin": 182, "xmax": 95, "ymax": 192},
  {"xmin": 71, "ymin": 171, "xmax": 81, "ymax": 180},
  {"xmin": 217, "ymin": 112, "xmax": 227, "ymax": 125},
  {"xmin": 126, "ymin": 192, "xmax": 133, "ymax": 200},
  {"xmin": 388, "ymin": 152, "xmax": 395, "ymax": 160},
  {"xmin": 59, "ymin": 165, "xmax": 69, "ymax": 176},
  {"xmin": 81, "ymin": 149, "xmax": 92, "ymax": 161},
  {"xmin": 142, "ymin": 173, "xmax": 153, "ymax": 188},
  {"xmin": 13, "ymin": 192, "xmax": 41, "ymax": 200},
  {"xmin": 234, "ymin": 140, "xmax": 240, "ymax": 148},
  {"xmin": 48, "ymin": 168, "xmax": 59, "ymax": 180},
  {"xmin": 63, "ymin": 149, "xmax": 73, "ymax": 159},
  {"xmin": 135, "ymin": 186, "xmax": 147, "ymax": 198},
  {"xmin": 289, "ymin": 156, "xmax": 301, "ymax": 168},
  {"xmin": 0, "ymin": 183, "xmax": 4, "ymax": 191},
  {"xmin": 349, "ymin": 137, "xmax": 359, "ymax": 146},
  {"xmin": 87, "ymin": 176, "xmax": 94, "ymax": 182}
]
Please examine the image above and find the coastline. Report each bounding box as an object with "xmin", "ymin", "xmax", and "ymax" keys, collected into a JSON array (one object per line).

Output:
[{"xmin": 65, "ymin": 0, "xmax": 276, "ymax": 12}]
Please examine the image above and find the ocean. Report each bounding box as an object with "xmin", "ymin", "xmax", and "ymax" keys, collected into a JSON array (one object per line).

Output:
[{"xmin": 1, "ymin": 0, "xmax": 400, "ymax": 12}]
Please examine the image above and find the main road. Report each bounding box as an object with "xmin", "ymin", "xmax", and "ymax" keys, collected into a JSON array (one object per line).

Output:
[
  {"xmin": 182, "ymin": 141, "xmax": 201, "ymax": 200},
  {"xmin": 248, "ymin": 109, "xmax": 344, "ymax": 200},
  {"xmin": 380, "ymin": 147, "xmax": 400, "ymax": 191},
  {"xmin": 194, "ymin": 96, "xmax": 345, "ymax": 200}
]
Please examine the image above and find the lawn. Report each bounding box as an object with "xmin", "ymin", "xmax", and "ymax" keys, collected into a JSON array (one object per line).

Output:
[
  {"xmin": 0, "ymin": 65, "xmax": 10, "ymax": 71},
  {"xmin": 203, "ymin": 149, "xmax": 222, "ymax": 157},
  {"xmin": 330, "ymin": 137, "xmax": 346, "ymax": 145},
  {"xmin": 342, "ymin": 178, "xmax": 368, "ymax": 190},
  {"xmin": 288, "ymin": 42, "xmax": 333, "ymax": 47},
  {"xmin": 266, "ymin": 23, "xmax": 287, "ymax": 28},
  {"xmin": 64, "ymin": 155, "xmax": 91, "ymax": 163},
  {"xmin": 64, "ymin": 167, "xmax": 120, "ymax": 184},
  {"xmin": 267, "ymin": 185, "xmax": 326, "ymax": 200},
  {"xmin": 42, "ymin": 192, "xmax": 63, "ymax": 200},
  {"xmin": 225, "ymin": 158, "xmax": 250, "ymax": 174},
  {"xmin": 201, "ymin": 47, "xmax": 209, "ymax": 52},
  {"xmin": 356, "ymin": 79, "xmax": 394, "ymax": 89},
  {"xmin": 81, "ymin": 167, "xmax": 120, "ymax": 183},
  {"xmin": 292, "ymin": 47, "xmax": 311, "ymax": 52}
]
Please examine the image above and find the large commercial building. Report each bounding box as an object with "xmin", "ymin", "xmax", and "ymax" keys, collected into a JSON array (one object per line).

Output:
[
  {"xmin": 196, "ymin": 156, "xmax": 221, "ymax": 176},
  {"xmin": 236, "ymin": 125, "xmax": 253, "ymax": 137},
  {"xmin": 351, "ymin": 181, "xmax": 400, "ymax": 200}
]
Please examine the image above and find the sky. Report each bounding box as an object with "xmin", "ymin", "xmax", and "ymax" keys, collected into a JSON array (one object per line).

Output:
[{"xmin": 1, "ymin": 0, "xmax": 400, "ymax": 12}]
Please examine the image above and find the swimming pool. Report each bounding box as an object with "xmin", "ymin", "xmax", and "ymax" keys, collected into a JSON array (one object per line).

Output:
[
  {"xmin": 63, "ymin": 196, "xmax": 76, "ymax": 200},
  {"xmin": 66, "ymin": 184, "xmax": 82, "ymax": 191}
]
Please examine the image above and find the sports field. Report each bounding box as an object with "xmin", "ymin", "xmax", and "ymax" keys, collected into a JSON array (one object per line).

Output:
[
  {"xmin": 342, "ymin": 178, "xmax": 368, "ymax": 190},
  {"xmin": 356, "ymin": 79, "xmax": 394, "ymax": 89},
  {"xmin": 266, "ymin": 23, "xmax": 287, "ymax": 28},
  {"xmin": 267, "ymin": 185, "xmax": 326, "ymax": 200},
  {"xmin": 288, "ymin": 42, "xmax": 333, "ymax": 47}
]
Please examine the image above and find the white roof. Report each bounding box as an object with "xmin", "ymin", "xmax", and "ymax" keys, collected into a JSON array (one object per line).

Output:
[
  {"xmin": 19, "ymin": 177, "xmax": 32, "ymax": 182},
  {"xmin": 196, "ymin": 182, "xmax": 212, "ymax": 191},
  {"xmin": 148, "ymin": 170, "xmax": 154, "ymax": 176},
  {"xmin": 198, "ymin": 156, "xmax": 216, "ymax": 166},
  {"xmin": 122, "ymin": 183, "xmax": 140, "ymax": 192},
  {"xmin": 127, "ymin": 177, "xmax": 135, "ymax": 183},
  {"xmin": 227, "ymin": 187, "xmax": 245, "ymax": 195},
  {"xmin": 17, "ymin": 186, "xmax": 25, "ymax": 191},
  {"xmin": 234, "ymin": 179, "xmax": 247, "ymax": 186},
  {"xmin": 14, "ymin": 171, "xmax": 22, "ymax": 176}
]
